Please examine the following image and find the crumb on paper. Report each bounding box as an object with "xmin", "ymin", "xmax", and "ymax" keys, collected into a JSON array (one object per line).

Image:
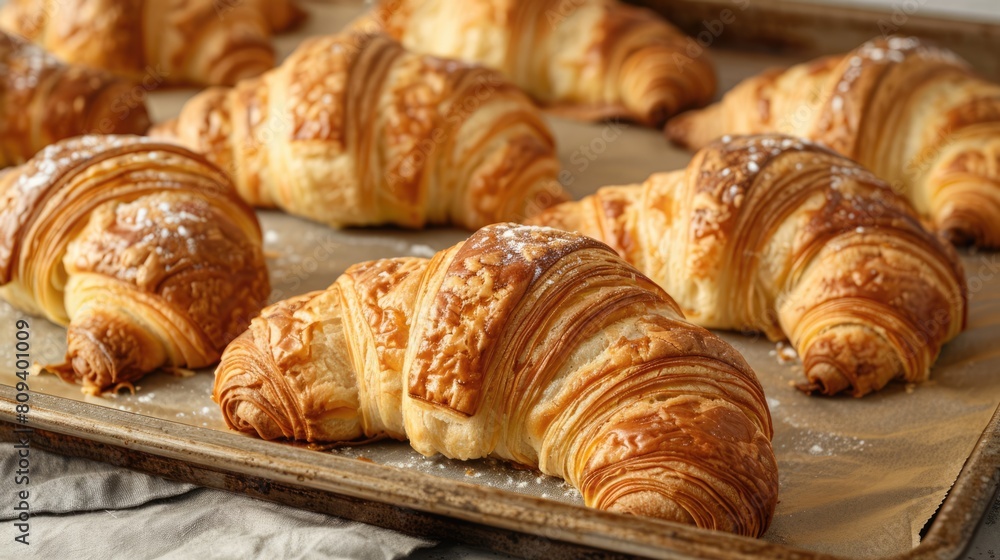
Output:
[
  {"xmin": 465, "ymin": 468, "xmax": 476, "ymax": 477},
  {"xmin": 357, "ymin": 456, "xmax": 374, "ymax": 464},
  {"xmin": 905, "ymin": 383, "xmax": 916, "ymax": 394},
  {"xmin": 775, "ymin": 341, "xmax": 798, "ymax": 364}
]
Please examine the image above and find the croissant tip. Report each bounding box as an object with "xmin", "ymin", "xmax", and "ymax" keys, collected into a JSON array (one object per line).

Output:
[
  {"xmin": 280, "ymin": 3, "xmax": 308, "ymax": 33},
  {"xmin": 939, "ymin": 226, "xmax": 978, "ymax": 248},
  {"xmin": 663, "ymin": 116, "xmax": 693, "ymax": 148},
  {"xmin": 44, "ymin": 361, "xmax": 77, "ymax": 384},
  {"xmin": 147, "ymin": 121, "xmax": 175, "ymax": 140},
  {"xmin": 796, "ymin": 376, "xmax": 876, "ymax": 398},
  {"xmin": 794, "ymin": 380, "xmax": 827, "ymax": 396}
]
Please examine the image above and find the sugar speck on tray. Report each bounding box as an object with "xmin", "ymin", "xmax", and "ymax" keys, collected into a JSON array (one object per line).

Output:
[{"xmin": 409, "ymin": 244, "xmax": 437, "ymax": 258}]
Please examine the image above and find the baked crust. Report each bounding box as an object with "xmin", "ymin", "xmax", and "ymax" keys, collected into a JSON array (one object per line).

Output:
[
  {"xmin": 530, "ymin": 134, "xmax": 968, "ymax": 396},
  {"xmin": 0, "ymin": 135, "xmax": 269, "ymax": 392},
  {"xmin": 214, "ymin": 223, "xmax": 777, "ymax": 537}
]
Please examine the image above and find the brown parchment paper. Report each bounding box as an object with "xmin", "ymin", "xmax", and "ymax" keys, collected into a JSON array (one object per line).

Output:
[{"xmin": 1, "ymin": 1, "xmax": 999, "ymax": 558}]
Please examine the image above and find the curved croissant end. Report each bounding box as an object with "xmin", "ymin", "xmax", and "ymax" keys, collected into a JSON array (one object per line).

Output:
[
  {"xmin": 0, "ymin": 0, "xmax": 277, "ymax": 86},
  {"xmin": 529, "ymin": 134, "xmax": 967, "ymax": 397},
  {"xmin": 922, "ymin": 125, "xmax": 1000, "ymax": 248},
  {"xmin": 245, "ymin": 0, "xmax": 305, "ymax": 33},
  {"xmin": 0, "ymin": 136, "xmax": 270, "ymax": 392},
  {"xmin": 666, "ymin": 36, "xmax": 1000, "ymax": 248},
  {"xmin": 0, "ymin": 31, "xmax": 151, "ymax": 167},
  {"xmin": 153, "ymin": 32, "xmax": 566, "ymax": 230},
  {"xmin": 589, "ymin": 2, "xmax": 717, "ymax": 126},
  {"xmin": 184, "ymin": 23, "xmax": 274, "ymax": 87},
  {"xmin": 215, "ymin": 289, "xmax": 371, "ymax": 443},
  {"xmin": 215, "ymin": 223, "xmax": 778, "ymax": 536},
  {"xmin": 360, "ymin": 0, "xmax": 716, "ymax": 126}
]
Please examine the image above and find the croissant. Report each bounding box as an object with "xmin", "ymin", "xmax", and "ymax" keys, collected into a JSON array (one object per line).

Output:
[
  {"xmin": 665, "ymin": 36, "xmax": 1000, "ymax": 249},
  {"xmin": 0, "ymin": 0, "xmax": 294, "ymax": 86},
  {"xmin": 528, "ymin": 134, "xmax": 968, "ymax": 397},
  {"xmin": 0, "ymin": 135, "xmax": 270, "ymax": 393},
  {"xmin": 355, "ymin": 0, "xmax": 716, "ymax": 126},
  {"xmin": 153, "ymin": 32, "xmax": 566, "ymax": 230},
  {"xmin": 243, "ymin": 0, "xmax": 305, "ymax": 32},
  {"xmin": 0, "ymin": 31, "xmax": 151, "ymax": 167},
  {"xmin": 214, "ymin": 223, "xmax": 778, "ymax": 536}
]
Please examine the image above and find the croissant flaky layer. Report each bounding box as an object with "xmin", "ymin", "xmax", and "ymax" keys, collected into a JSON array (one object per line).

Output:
[
  {"xmin": 356, "ymin": 0, "xmax": 716, "ymax": 126},
  {"xmin": 0, "ymin": 0, "xmax": 298, "ymax": 86},
  {"xmin": 666, "ymin": 36, "xmax": 1000, "ymax": 248},
  {"xmin": 214, "ymin": 223, "xmax": 778, "ymax": 536},
  {"xmin": 153, "ymin": 32, "xmax": 567, "ymax": 230},
  {"xmin": 0, "ymin": 135, "xmax": 270, "ymax": 393},
  {"xmin": 529, "ymin": 134, "xmax": 968, "ymax": 397},
  {"xmin": 0, "ymin": 31, "xmax": 150, "ymax": 167}
]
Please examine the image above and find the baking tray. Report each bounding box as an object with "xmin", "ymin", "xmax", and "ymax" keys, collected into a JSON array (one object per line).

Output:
[
  {"xmin": 2, "ymin": 1, "xmax": 1000, "ymax": 558},
  {"xmin": 1, "ymin": 392, "xmax": 998, "ymax": 560},
  {"xmin": 0, "ymin": 381, "xmax": 999, "ymax": 560}
]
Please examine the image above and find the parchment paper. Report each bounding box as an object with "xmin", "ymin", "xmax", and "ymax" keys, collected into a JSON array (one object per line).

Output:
[{"xmin": 2, "ymin": 2, "xmax": 999, "ymax": 558}]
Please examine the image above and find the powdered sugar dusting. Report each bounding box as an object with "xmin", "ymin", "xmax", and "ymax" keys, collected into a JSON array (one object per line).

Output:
[
  {"xmin": 830, "ymin": 36, "xmax": 966, "ymax": 116},
  {"xmin": 467, "ymin": 224, "xmax": 602, "ymax": 282}
]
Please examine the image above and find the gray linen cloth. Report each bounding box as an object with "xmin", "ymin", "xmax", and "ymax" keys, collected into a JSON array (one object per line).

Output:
[{"xmin": 0, "ymin": 447, "xmax": 434, "ymax": 559}]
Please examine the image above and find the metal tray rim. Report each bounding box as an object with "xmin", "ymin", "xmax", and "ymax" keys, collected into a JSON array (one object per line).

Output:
[{"xmin": 2, "ymin": 385, "xmax": 997, "ymax": 560}]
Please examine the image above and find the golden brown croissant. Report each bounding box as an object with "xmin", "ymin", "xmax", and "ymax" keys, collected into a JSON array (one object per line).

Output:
[
  {"xmin": 244, "ymin": 0, "xmax": 305, "ymax": 33},
  {"xmin": 666, "ymin": 36, "xmax": 1000, "ymax": 249},
  {"xmin": 0, "ymin": 0, "xmax": 291, "ymax": 86},
  {"xmin": 0, "ymin": 135, "xmax": 270, "ymax": 393},
  {"xmin": 214, "ymin": 223, "xmax": 778, "ymax": 536},
  {"xmin": 153, "ymin": 32, "xmax": 566, "ymax": 230},
  {"xmin": 0, "ymin": 31, "xmax": 151, "ymax": 167},
  {"xmin": 528, "ymin": 134, "xmax": 968, "ymax": 397},
  {"xmin": 355, "ymin": 0, "xmax": 716, "ymax": 126}
]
